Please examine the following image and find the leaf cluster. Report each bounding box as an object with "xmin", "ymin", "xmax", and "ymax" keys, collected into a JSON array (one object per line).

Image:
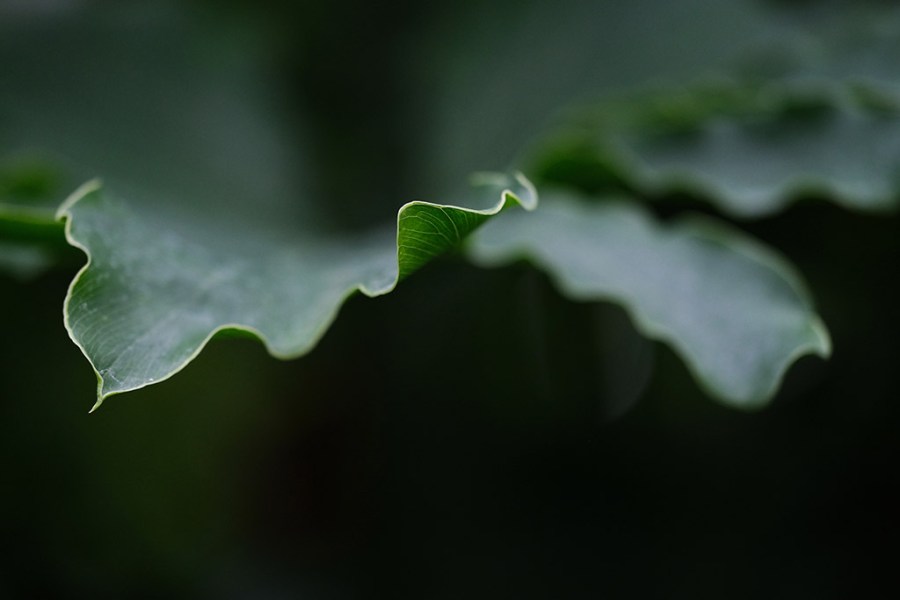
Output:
[{"xmin": 2, "ymin": 0, "xmax": 897, "ymax": 411}]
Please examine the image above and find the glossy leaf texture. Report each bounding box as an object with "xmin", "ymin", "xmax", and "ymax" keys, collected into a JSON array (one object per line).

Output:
[
  {"xmin": 59, "ymin": 175, "xmax": 535, "ymax": 409},
  {"xmin": 469, "ymin": 192, "xmax": 831, "ymax": 408}
]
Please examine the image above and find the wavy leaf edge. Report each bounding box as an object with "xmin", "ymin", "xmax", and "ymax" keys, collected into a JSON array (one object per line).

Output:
[
  {"xmin": 468, "ymin": 194, "xmax": 832, "ymax": 409},
  {"xmin": 56, "ymin": 173, "xmax": 537, "ymax": 411},
  {"xmin": 629, "ymin": 213, "xmax": 832, "ymax": 408}
]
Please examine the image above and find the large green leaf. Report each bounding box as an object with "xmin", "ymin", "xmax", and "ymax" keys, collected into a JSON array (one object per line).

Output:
[
  {"xmin": 2, "ymin": 3, "xmax": 534, "ymax": 408},
  {"xmin": 2, "ymin": 0, "xmax": 835, "ymax": 409},
  {"xmin": 59, "ymin": 174, "xmax": 536, "ymax": 409},
  {"xmin": 532, "ymin": 84, "xmax": 900, "ymax": 217},
  {"xmin": 468, "ymin": 191, "xmax": 831, "ymax": 408}
]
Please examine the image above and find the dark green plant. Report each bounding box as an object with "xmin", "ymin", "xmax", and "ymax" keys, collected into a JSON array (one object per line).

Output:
[{"xmin": 2, "ymin": 0, "xmax": 896, "ymax": 412}]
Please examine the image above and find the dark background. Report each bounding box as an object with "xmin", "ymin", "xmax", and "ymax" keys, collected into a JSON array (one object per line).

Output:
[{"xmin": 1, "ymin": 0, "xmax": 898, "ymax": 597}]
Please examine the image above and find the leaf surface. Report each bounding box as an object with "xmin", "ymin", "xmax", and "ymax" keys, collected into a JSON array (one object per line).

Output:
[
  {"xmin": 59, "ymin": 175, "xmax": 535, "ymax": 409},
  {"xmin": 468, "ymin": 192, "xmax": 831, "ymax": 407}
]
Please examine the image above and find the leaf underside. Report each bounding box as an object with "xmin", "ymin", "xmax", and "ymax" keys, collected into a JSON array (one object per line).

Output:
[{"xmin": 469, "ymin": 192, "xmax": 831, "ymax": 409}]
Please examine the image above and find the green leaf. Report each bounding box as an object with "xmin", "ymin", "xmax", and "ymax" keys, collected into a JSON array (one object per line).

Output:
[
  {"xmin": 0, "ymin": 1, "xmax": 837, "ymax": 409},
  {"xmin": 468, "ymin": 191, "xmax": 831, "ymax": 408},
  {"xmin": 58, "ymin": 174, "xmax": 536, "ymax": 410},
  {"xmin": 532, "ymin": 84, "xmax": 900, "ymax": 217}
]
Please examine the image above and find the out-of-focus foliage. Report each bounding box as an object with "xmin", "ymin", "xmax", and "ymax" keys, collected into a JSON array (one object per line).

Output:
[
  {"xmin": 0, "ymin": 156, "xmax": 72, "ymax": 276},
  {"xmin": 530, "ymin": 84, "xmax": 900, "ymax": 216}
]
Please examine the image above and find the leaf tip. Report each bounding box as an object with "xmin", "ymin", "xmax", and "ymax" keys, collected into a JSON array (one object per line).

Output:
[
  {"xmin": 88, "ymin": 396, "xmax": 104, "ymax": 414},
  {"xmin": 811, "ymin": 317, "xmax": 833, "ymax": 359}
]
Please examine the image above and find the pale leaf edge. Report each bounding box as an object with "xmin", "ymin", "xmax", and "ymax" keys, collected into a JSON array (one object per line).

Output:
[{"xmin": 56, "ymin": 173, "xmax": 537, "ymax": 410}]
